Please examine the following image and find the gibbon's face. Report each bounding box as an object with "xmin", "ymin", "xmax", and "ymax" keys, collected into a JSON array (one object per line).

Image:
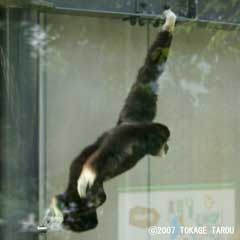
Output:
[
  {"xmin": 146, "ymin": 123, "xmax": 170, "ymax": 157},
  {"xmin": 156, "ymin": 142, "xmax": 169, "ymax": 157}
]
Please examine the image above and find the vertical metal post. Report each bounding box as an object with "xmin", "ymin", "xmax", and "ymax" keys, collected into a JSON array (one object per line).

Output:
[
  {"xmin": 38, "ymin": 13, "xmax": 48, "ymax": 231},
  {"xmin": 146, "ymin": 20, "xmax": 151, "ymax": 240}
]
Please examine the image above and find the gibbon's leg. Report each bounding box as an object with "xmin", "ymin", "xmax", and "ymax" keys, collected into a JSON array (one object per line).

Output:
[
  {"xmin": 117, "ymin": 9, "xmax": 176, "ymax": 125},
  {"xmin": 47, "ymin": 133, "xmax": 108, "ymax": 229},
  {"xmin": 65, "ymin": 144, "xmax": 99, "ymax": 200},
  {"xmin": 64, "ymin": 132, "xmax": 108, "ymax": 199}
]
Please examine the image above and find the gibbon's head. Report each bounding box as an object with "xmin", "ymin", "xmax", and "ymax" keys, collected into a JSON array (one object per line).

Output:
[{"xmin": 146, "ymin": 123, "xmax": 170, "ymax": 157}]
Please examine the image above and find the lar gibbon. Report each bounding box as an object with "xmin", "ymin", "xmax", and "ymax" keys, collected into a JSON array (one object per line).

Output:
[{"xmin": 50, "ymin": 8, "xmax": 176, "ymax": 232}]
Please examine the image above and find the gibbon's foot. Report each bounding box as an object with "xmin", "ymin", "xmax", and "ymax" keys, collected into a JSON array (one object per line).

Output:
[
  {"xmin": 41, "ymin": 196, "xmax": 64, "ymax": 229},
  {"xmin": 162, "ymin": 9, "xmax": 176, "ymax": 32},
  {"xmin": 48, "ymin": 193, "xmax": 99, "ymax": 232},
  {"xmin": 50, "ymin": 196, "xmax": 64, "ymax": 223},
  {"xmin": 64, "ymin": 210, "xmax": 98, "ymax": 232},
  {"xmin": 77, "ymin": 164, "xmax": 97, "ymax": 198}
]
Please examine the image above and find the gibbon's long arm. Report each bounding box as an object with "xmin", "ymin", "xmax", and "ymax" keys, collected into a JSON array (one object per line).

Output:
[{"xmin": 117, "ymin": 9, "xmax": 176, "ymax": 125}]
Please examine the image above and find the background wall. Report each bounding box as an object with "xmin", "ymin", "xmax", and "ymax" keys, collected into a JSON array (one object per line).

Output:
[{"xmin": 42, "ymin": 13, "xmax": 240, "ymax": 240}]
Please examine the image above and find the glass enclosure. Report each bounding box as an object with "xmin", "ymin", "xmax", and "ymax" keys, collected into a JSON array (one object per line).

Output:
[{"xmin": 1, "ymin": 2, "xmax": 240, "ymax": 240}]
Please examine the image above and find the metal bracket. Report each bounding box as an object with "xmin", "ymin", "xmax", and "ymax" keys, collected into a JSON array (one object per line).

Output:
[
  {"xmin": 31, "ymin": 0, "xmax": 55, "ymax": 9},
  {"xmin": 123, "ymin": 0, "xmax": 198, "ymax": 27},
  {"xmin": 187, "ymin": 0, "xmax": 198, "ymax": 19}
]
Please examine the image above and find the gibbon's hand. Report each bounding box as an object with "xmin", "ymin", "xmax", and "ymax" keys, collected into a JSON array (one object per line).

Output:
[{"xmin": 162, "ymin": 9, "xmax": 177, "ymax": 32}]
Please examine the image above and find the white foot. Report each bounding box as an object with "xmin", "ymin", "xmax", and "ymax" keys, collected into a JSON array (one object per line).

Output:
[
  {"xmin": 51, "ymin": 197, "xmax": 64, "ymax": 224},
  {"xmin": 41, "ymin": 197, "xmax": 64, "ymax": 230},
  {"xmin": 77, "ymin": 165, "xmax": 96, "ymax": 198},
  {"xmin": 162, "ymin": 9, "xmax": 177, "ymax": 32}
]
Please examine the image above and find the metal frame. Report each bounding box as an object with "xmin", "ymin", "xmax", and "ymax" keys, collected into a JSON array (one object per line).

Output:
[
  {"xmin": 1, "ymin": 0, "xmax": 240, "ymax": 28},
  {"xmin": 29, "ymin": 1, "xmax": 239, "ymax": 31},
  {"xmin": 32, "ymin": 0, "xmax": 240, "ymax": 29}
]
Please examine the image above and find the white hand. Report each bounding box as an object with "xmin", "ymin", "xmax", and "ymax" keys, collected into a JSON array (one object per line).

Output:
[{"xmin": 162, "ymin": 9, "xmax": 177, "ymax": 32}]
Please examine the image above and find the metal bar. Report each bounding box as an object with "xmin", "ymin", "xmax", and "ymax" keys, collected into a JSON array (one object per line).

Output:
[
  {"xmin": 178, "ymin": 15, "xmax": 239, "ymax": 27},
  {"xmin": 38, "ymin": 12, "xmax": 48, "ymax": 233},
  {"xmin": 39, "ymin": 7, "xmax": 240, "ymax": 29}
]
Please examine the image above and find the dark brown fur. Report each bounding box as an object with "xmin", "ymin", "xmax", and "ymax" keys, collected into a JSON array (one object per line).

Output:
[{"xmin": 117, "ymin": 30, "xmax": 172, "ymax": 124}]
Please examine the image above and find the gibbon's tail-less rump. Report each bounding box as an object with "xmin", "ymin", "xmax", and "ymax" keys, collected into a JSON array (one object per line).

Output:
[{"xmin": 50, "ymin": 8, "xmax": 176, "ymax": 232}]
